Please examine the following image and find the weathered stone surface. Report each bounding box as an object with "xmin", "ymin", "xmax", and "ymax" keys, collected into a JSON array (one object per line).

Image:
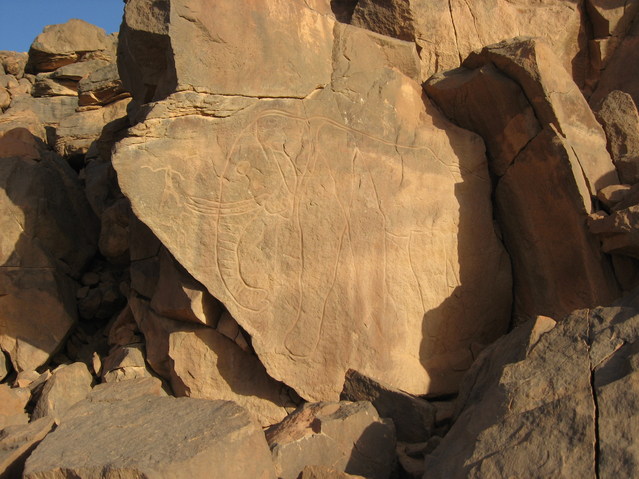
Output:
[
  {"xmin": 587, "ymin": 0, "xmax": 639, "ymax": 39},
  {"xmin": 32, "ymin": 73, "xmax": 77, "ymax": 97},
  {"xmin": 423, "ymin": 298, "xmax": 639, "ymax": 478},
  {"xmin": 0, "ymin": 352, "xmax": 8, "ymax": 382},
  {"xmin": 425, "ymin": 63, "xmax": 540, "ymax": 176},
  {"xmin": 119, "ymin": 0, "xmax": 335, "ymax": 103},
  {"xmin": 0, "ymin": 51, "xmax": 28, "ymax": 78},
  {"xmin": 86, "ymin": 376, "xmax": 165, "ymax": 402},
  {"xmin": 8, "ymin": 95, "xmax": 78, "ymax": 130},
  {"xmin": 50, "ymin": 59, "xmax": 111, "ymax": 82},
  {"xmin": 590, "ymin": 9, "xmax": 639, "ymax": 108},
  {"xmin": 78, "ymin": 63, "xmax": 130, "ymax": 107},
  {"xmin": 54, "ymin": 98, "xmax": 130, "ymax": 158},
  {"xmin": 23, "ymin": 397, "xmax": 277, "ymax": 479},
  {"xmin": 0, "ymin": 154, "xmax": 98, "ymax": 372},
  {"xmin": 113, "ymin": 12, "xmax": 512, "ymax": 400},
  {"xmin": 27, "ymin": 19, "xmax": 114, "ymax": 72},
  {"xmin": 589, "ymin": 205, "xmax": 639, "ymax": 258},
  {"xmin": 496, "ymin": 128, "xmax": 619, "ymax": 322},
  {"xmin": 597, "ymin": 184, "xmax": 632, "ymax": 209},
  {"xmin": 0, "ymin": 385, "xmax": 30, "ymax": 429},
  {"xmin": 0, "ymin": 87, "xmax": 9, "ymax": 111},
  {"xmin": 32, "ymin": 362, "xmax": 93, "ymax": 421},
  {"xmin": 130, "ymin": 296, "xmax": 292, "ymax": 426},
  {"xmin": 464, "ymin": 37, "xmax": 619, "ymax": 195},
  {"xmin": 594, "ymin": 90, "xmax": 639, "ymax": 184},
  {"xmin": 0, "ymin": 417, "xmax": 54, "ymax": 479},
  {"xmin": 350, "ymin": 0, "xmax": 589, "ymax": 85},
  {"xmin": 149, "ymin": 247, "xmax": 224, "ymax": 326},
  {"xmin": 341, "ymin": 369, "xmax": 435, "ymax": 443},
  {"xmin": 266, "ymin": 401, "xmax": 396, "ymax": 479},
  {"xmin": 102, "ymin": 344, "xmax": 153, "ymax": 382}
]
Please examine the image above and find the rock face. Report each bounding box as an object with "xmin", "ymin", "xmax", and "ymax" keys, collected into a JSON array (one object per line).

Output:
[
  {"xmin": 423, "ymin": 293, "xmax": 639, "ymax": 478},
  {"xmin": 113, "ymin": 0, "xmax": 512, "ymax": 400},
  {"xmin": 425, "ymin": 37, "xmax": 620, "ymax": 323},
  {"xmin": 23, "ymin": 397, "xmax": 277, "ymax": 479},
  {"xmin": 266, "ymin": 401, "xmax": 396, "ymax": 479},
  {"xmin": 0, "ymin": 154, "xmax": 98, "ymax": 372},
  {"xmin": 348, "ymin": 0, "xmax": 589, "ymax": 85}
]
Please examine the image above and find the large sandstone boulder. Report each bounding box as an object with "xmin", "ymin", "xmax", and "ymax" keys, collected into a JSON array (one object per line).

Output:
[
  {"xmin": 349, "ymin": 0, "xmax": 589, "ymax": 85},
  {"xmin": 266, "ymin": 401, "xmax": 396, "ymax": 479},
  {"xmin": 23, "ymin": 397, "xmax": 277, "ymax": 479},
  {"xmin": 422, "ymin": 291, "xmax": 639, "ymax": 478},
  {"xmin": 31, "ymin": 362, "xmax": 94, "ymax": 421},
  {"xmin": 27, "ymin": 19, "xmax": 115, "ymax": 73},
  {"xmin": 425, "ymin": 37, "xmax": 620, "ymax": 323},
  {"xmin": 113, "ymin": 0, "xmax": 512, "ymax": 400}
]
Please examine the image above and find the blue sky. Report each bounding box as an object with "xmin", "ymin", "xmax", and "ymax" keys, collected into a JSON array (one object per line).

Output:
[{"xmin": 0, "ymin": 1, "xmax": 125, "ymax": 52}]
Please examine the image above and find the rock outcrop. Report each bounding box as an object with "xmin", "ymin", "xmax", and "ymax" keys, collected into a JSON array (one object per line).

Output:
[
  {"xmin": 3, "ymin": 0, "xmax": 639, "ymax": 477},
  {"xmin": 113, "ymin": 0, "xmax": 512, "ymax": 401}
]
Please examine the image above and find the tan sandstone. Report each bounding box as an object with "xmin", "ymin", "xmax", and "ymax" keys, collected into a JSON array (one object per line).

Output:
[{"xmin": 113, "ymin": 0, "xmax": 512, "ymax": 400}]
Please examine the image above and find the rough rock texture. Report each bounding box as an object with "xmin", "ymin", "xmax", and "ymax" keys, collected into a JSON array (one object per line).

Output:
[
  {"xmin": 27, "ymin": 19, "xmax": 114, "ymax": 73},
  {"xmin": 594, "ymin": 90, "xmax": 639, "ymax": 184},
  {"xmin": 266, "ymin": 401, "xmax": 396, "ymax": 479},
  {"xmin": 590, "ymin": 6, "xmax": 639, "ymax": 108},
  {"xmin": 32, "ymin": 362, "xmax": 94, "ymax": 421},
  {"xmin": 114, "ymin": 0, "xmax": 512, "ymax": 400},
  {"xmin": 423, "ymin": 291, "xmax": 639, "ymax": 478},
  {"xmin": 349, "ymin": 0, "xmax": 589, "ymax": 85},
  {"xmin": 54, "ymin": 98, "xmax": 130, "ymax": 158},
  {"xmin": 130, "ymin": 296, "xmax": 292, "ymax": 426},
  {"xmin": 0, "ymin": 385, "xmax": 30, "ymax": 429},
  {"xmin": 0, "ymin": 154, "xmax": 98, "ymax": 372},
  {"xmin": 0, "ymin": 418, "xmax": 55, "ymax": 479},
  {"xmin": 425, "ymin": 37, "xmax": 620, "ymax": 323},
  {"xmin": 24, "ymin": 397, "xmax": 277, "ymax": 479},
  {"xmin": 78, "ymin": 64, "xmax": 130, "ymax": 107},
  {"xmin": 589, "ymin": 206, "xmax": 639, "ymax": 258},
  {"xmin": 341, "ymin": 369, "xmax": 435, "ymax": 443}
]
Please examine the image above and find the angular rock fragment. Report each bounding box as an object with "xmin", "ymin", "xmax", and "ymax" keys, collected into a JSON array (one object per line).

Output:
[
  {"xmin": 78, "ymin": 64, "xmax": 130, "ymax": 107},
  {"xmin": 266, "ymin": 401, "xmax": 396, "ymax": 479},
  {"xmin": 130, "ymin": 296, "xmax": 291, "ymax": 426},
  {"xmin": 32, "ymin": 362, "xmax": 93, "ymax": 421},
  {"xmin": 101, "ymin": 344, "xmax": 153, "ymax": 382},
  {"xmin": 341, "ymin": 369, "xmax": 435, "ymax": 443},
  {"xmin": 113, "ymin": 0, "xmax": 512, "ymax": 399},
  {"xmin": 0, "ymin": 385, "xmax": 30, "ymax": 429},
  {"xmin": 594, "ymin": 90, "xmax": 639, "ymax": 184},
  {"xmin": 24, "ymin": 397, "xmax": 277, "ymax": 479},
  {"xmin": 589, "ymin": 205, "xmax": 639, "ymax": 258}
]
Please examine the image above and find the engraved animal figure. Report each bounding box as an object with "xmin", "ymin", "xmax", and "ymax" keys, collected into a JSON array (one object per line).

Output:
[{"xmin": 212, "ymin": 111, "xmax": 459, "ymax": 358}]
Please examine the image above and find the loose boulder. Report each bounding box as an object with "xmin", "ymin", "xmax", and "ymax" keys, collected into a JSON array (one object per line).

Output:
[{"xmin": 23, "ymin": 397, "xmax": 277, "ymax": 479}]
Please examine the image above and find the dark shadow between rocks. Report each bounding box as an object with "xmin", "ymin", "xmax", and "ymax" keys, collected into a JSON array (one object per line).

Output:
[
  {"xmin": 418, "ymin": 93, "xmax": 513, "ymax": 397},
  {"xmin": 0, "ymin": 128, "xmax": 99, "ymax": 372},
  {"xmin": 330, "ymin": 0, "xmax": 359, "ymax": 23}
]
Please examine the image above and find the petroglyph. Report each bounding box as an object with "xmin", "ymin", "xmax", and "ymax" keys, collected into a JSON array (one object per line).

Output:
[{"xmin": 114, "ymin": 91, "xmax": 512, "ymax": 400}]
